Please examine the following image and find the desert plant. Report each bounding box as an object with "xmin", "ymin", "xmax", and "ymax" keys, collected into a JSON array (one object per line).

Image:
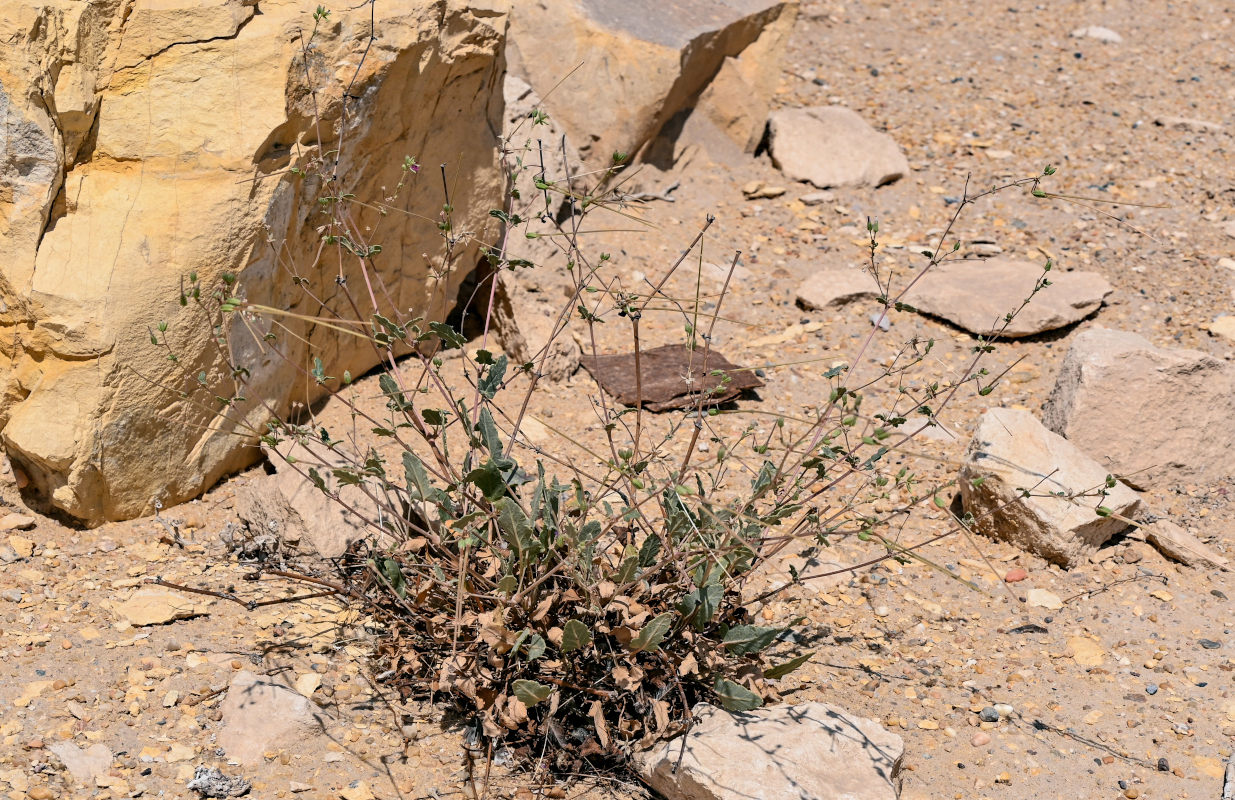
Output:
[{"xmin": 144, "ymin": 1, "xmax": 1095, "ymax": 785}]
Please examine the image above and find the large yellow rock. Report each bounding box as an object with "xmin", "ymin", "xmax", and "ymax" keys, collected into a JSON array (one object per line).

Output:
[{"xmin": 0, "ymin": 0, "xmax": 509, "ymax": 523}]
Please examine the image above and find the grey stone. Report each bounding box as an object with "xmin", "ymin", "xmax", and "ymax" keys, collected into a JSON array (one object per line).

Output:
[
  {"xmin": 768, "ymin": 106, "xmax": 909, "ymax": 189},
  {"xmin": 186, "ymin": 766, "xmax": 251, "ymax": 798},
  {"xmin": 959, "ymin": 407, "xmax": 1142, "ymax": 568},
  {"xmin": 635, "ymin": 702, "xmax": 903, "ymax": 800}
]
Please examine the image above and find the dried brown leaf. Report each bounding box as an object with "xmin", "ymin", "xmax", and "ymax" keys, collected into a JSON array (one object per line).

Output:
[{"xmin": 589, "ymin": 700, "xmax": 610, "ymax": 750}]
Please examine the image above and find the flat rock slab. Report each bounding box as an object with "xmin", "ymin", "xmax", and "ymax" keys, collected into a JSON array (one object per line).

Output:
[
  {"xmin": 768, "ymin": 105, "xmax": 909, "ymax": 188},
  {"xmin": 904, "ymin": 259, "xmax": 1111, "ymax": 337},
  {"xmin": 636, "ymin": 702, "xmax": 903, "ymax": 800},
  {"xmin": 114, "ymin": 585, "xmax": 210, "ymax": 626},
  {"xmin": 217, "ymin": 670, "xmax": 326, "ymax": 766},
  {"xmin": 1142, "ymin": 519, "xmax": 1229, "ymax": 569},
  {"xmin": 795, "ymin": 268, "xmax": 881, "ymax": 310},
  {"xmin": 580, "ymin": 344, "xmax": 763, "ymax": 412},
  {"xmin": 1042, "ymin": 327, "xmax": 1235, "ymax": 489},
  {"xmin": 49, "ymin": 742, "xmax": 112, "ymax": 784},
  {"xmin": 959, "ymin": 407, "xmax": 1141, "ymax": 568}
]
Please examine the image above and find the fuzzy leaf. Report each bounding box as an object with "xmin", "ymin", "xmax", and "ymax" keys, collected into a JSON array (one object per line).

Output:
[
  {"xmin": 560, "ymin": 619, "xmax": 592, "ymax": 654},
  {"xmin": 762, "ymin": 651, "xmax": 814, "ymax": 680},
  {"xmin": 379, "ymin": 557, "xmax": 406, "ymax": 599},
  {"xmin": 713, "ymin": 677, "xmax": 763, "ymax": 711},
  {"xmin": 511, "ymin": 679, "xmax": 552, "ymax": 707},
  {"xmin": 722, "ymin": 625, "xmax": 781, "ymax": 656},
  {"xmin": 522, "ymin": 633, "xmax": 546, "ymax": 661},
  {"xmin": 476, "ymin": 408, "xmax": 504, "ymax": 459},
  {"xmin": 496, "ymin": 497, "xmax": 541, "ymax": 567},
  {"xmin": 403, "ymin": 451, "xmax": 436, "ymax": 502},
  {"xmin": 629, "ymin": 612, "xmax": 675, "ymax": 653},
  {"xmin": 679, "ymin": 583, "xmax": 723, "ymax": 631},
  {"xmin": 378, "ymin": 373, "xmax": 409, "ymax": 410},
  {"xmin": 429, "ymin": 321, "xmax": 466, "ymax": 350},
  {"xmin": 637, "ymin": 533, "xmax": 662, "ymax": 567},
  {"xmin": 478, "ymin": 354, "xmax": 508, "ymax": 400}
]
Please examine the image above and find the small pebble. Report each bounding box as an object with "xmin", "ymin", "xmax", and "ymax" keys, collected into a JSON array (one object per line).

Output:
[
  {"xmin": 978, "ymin": 706, "xmax": 1000, "ymax": 723},
  {"xmin": 1003, "ymin": 568, "xmax": 1028, "ymax": 583},
  {"xmin": 1199, "ymin": 638, "xmax": 1222, "ymax": 650},
  {"xmin": 2, "ymin": 588, "xmax": 22, "ymax": 603},
  {"xmin": 28, "ymin": 787, "xmax": 54, "ymax": 800},
  {"xmin": 1124, "ymin": 788, "xmax": 1139, "ymax": 799},
  {"xmin": 1157, "ymin": 757, "xmax": 1169, "ymax": 772},
  {"xmin": 970, "ymin": 732, "xmax": 991, "ymax": 746},
  {"xmin": 1145, "ymin": 684, "xmax": 1158, "ymax": 695}
]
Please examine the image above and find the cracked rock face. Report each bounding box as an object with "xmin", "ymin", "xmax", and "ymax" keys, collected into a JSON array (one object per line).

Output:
[
  {"xmin": 0, "ymin": 0, "xmax": 509, "ymax": 523},
  {"xmin": 507, "ymin": 0, "xmax": 797, "ymax": 169}
]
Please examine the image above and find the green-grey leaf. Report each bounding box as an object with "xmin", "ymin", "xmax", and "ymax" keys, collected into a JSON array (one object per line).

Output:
[
  {"xmin": 378, "ymin": 373, "xmax": 409, "ymax": 410},
  {"xmin": 629, "ymin": 612, "xmax": 675, "ymax": 653},
  {"xmin": 560, "ymin": 619, "xmax": 592, "ymax": 654},
  {"xmin": 713, "ymin": 677, "xmax": 763, "ymax": 711},
  {"xmin": 476, "ymin": 408, "xmax": 504, "ymax": 459},
  {"xmin": 680, "ymin": 583, "xmax": 723, "ymax": 631},
  {"xmin": 722, "ymin": 625, "xmax": 781, "ymax": 656},
  {"xmin": 511, "ymin": 679, "xmax": 552, "ymax": 707},
  {"xmin": 762, "ymin": 651, "xmax": 814, "ymax": 680},
  {"xmin": 379, "ymin": 557, "xmax": 406, "ymax": 599},
  {"xmin": 429, "ymin": 321, "xmax": 466, "ymax": 350},
  {"xmin": 478, "ymin": 354, "xmax": 508, "ymax": 400},
  {"xmin": 523, "ymin": 633, "xmax": 546, "ymax": 661},
  {"xmin": 403, "ymin": 451, "xmax": 435, "ymax": 502},
  {"xmin": 637, "ymin": 533, "xmax": 662, "ymax": 567},
  {"xmin": 615, "ymin": 546, "xmax": 639, "ymax": 584},
  {"xmin": 464, "ymin": 460, "xmax": 507, "ymax": 502},
  {"xmin": 496, "ymin": 497, "xmax": 541, "ymax": 567}
]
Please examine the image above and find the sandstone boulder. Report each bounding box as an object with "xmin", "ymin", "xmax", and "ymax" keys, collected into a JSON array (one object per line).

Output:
[
  {"xmin": 904, "ymin": 259, "xmax": 1110, "ymax": 337},
  {"xmin": 767, "ymin": 106, "xmax": 909, "ymax": 188},
  {"xmin": 1042, "ymin": 328, "xmax": 1235, "ymax": 488},
  {"xmin": 0, "ymin": 1, "xmax": 508, "ymax": 523},
  {"xmin": 507, "ymin": 0, "xmax": 798, "ymax": 169},
  {"xmin": 635, "ymin": 702, "xmax": 903, "ymax": 800},
  {"xmin": 959, "ymin": 407, "xmax": 1141, "ymax": 568}
]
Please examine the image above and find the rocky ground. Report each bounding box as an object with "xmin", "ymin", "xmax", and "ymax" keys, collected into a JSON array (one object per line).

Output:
[{"xmin": 4, "ymin": 1, "xmax": 1235, "ymax": 799}]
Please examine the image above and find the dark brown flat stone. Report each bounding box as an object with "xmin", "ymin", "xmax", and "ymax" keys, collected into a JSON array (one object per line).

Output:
[{"xmin": 580, "ymin": 344, "xmax": 763, "ymax": 412}]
